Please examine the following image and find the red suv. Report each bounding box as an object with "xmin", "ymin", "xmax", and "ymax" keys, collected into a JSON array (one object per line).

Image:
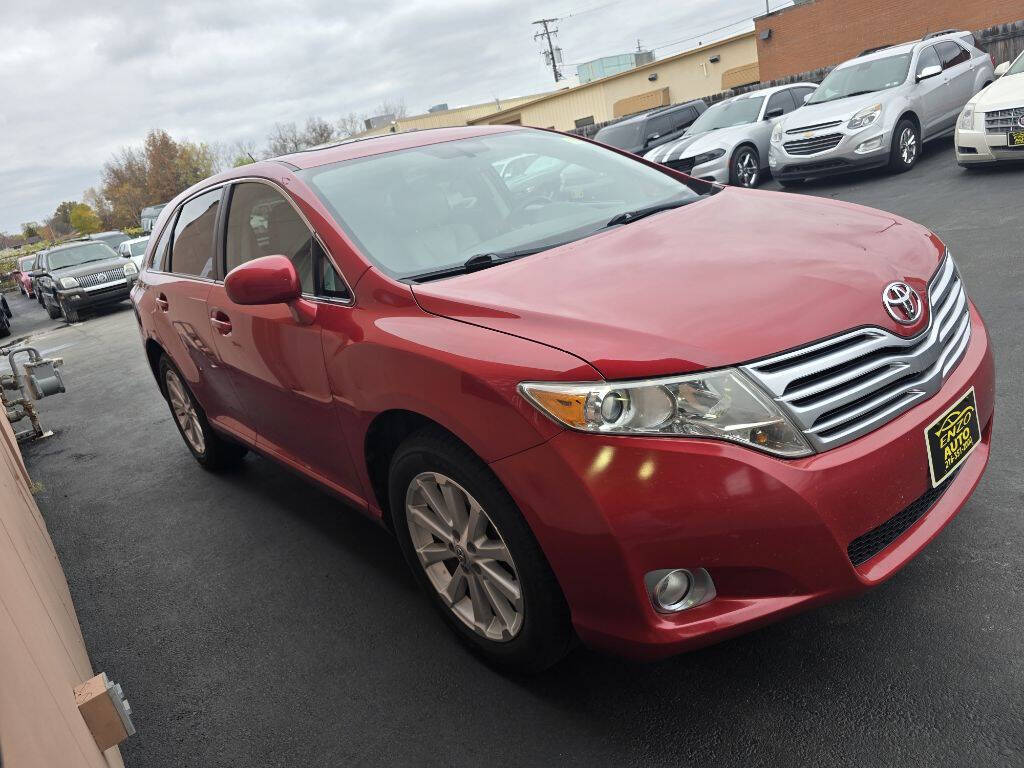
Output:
[{"xmin": 132, "ymin": 126, "xmax": 994, "ymax": 671}]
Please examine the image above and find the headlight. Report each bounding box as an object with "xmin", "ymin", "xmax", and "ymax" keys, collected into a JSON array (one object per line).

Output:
[
  {"xmin": 690, "ymin": 148, "xmax": 726, "ymax": 166},
  {"xmin": 770, "ymin": 121, "xmax": 784, "ymax": 144},
  {"xmin": 58, "ymin": 277, "xmax": 79, "ymax": 289},
  {"xmin": 123, "ymin": 262, "xmax": 138, "ymax": 276},
  {"xmin": 958, "ymin": 105, "xmax": 976, "ymax": 131},
  {"xmin": 848, "ymin": 103, "xmax": 882, "ymax": 130},
  {"xmin": 519, "ymin": 369, "xmax": 812, "ymax": 457}
]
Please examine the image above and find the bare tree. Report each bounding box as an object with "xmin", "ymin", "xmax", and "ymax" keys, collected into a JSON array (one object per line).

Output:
[
  {"xmin": 377, "ymin": 97, "xmax": 408, "ymax": 119},
  {"xmin": 266, "ymin": 122, "xmax": 305, "ymax": 156},
  {"xmin": 302, "ymin": 116, "xmax": 336, "ymax": 147},
  {"xmin": 337, "ymin": 111, "xmax": 364, "ymax": 137}
]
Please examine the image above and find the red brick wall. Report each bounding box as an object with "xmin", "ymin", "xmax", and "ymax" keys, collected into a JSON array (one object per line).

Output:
[{"xmin": 755, "ymin": 0, "xmax": 1022, "ymax": 81}]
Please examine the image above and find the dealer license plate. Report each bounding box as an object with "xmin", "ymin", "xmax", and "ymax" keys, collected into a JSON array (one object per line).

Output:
[
  {"xmin": 925, "ymin": 387, "xmax": 981, "ymax": 488},
  {"xmin": 1008, "ymin": 131, "xmax": 1024, "ymax": 147}
]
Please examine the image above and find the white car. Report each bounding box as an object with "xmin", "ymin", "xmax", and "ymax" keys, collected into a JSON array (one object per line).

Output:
[
  {"xmin": 117, "ymin": 236, "xmax": 151, "ymax": 270},
  {"xmin": 955, "ymin": 50, "xmax": 1024, "ymax": 166}
]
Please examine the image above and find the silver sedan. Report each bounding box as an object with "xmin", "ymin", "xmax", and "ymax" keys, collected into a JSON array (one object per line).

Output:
[{"xmin": 643, "ymin": 83, "xmax": 818, "ymax": 187}]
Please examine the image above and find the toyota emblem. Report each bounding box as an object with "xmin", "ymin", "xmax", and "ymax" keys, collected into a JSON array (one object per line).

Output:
[{"xmin": 882, "ymin": 282, "xmax": 923, "ymax": 325}]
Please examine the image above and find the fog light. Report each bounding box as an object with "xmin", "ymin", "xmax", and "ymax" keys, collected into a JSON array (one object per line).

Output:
[
  {"xmin": 645, "ymin": 567, "xmax": 716, "ymax": 613},
  {"xmin": 856, "ymin": 136, "xmax": 884, "ymax": 154}
]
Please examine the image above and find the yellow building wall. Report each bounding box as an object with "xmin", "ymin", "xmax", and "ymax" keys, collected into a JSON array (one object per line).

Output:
[
  {"xmin": 356, "ymin": 94, "xmax": 549, "ymax": 138},
  {"xmin": 471, "ymin": 33, "xmax": 759, "ymax": 131}
]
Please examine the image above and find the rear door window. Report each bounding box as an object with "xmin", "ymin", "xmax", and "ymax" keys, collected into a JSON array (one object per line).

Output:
[
  {"xmin": 169, "ymin": 189, "xmax": 220, "ymax": 278},
  {"xmin": 225, "ymin": 182, "xmax": 314, "ymax": 293},
  {"xmin": 937, "ymin": 41, "xmax": 969, "ymax": 69}
]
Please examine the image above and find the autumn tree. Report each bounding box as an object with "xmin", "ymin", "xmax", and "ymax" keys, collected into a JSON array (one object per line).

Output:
[
  {"xmin": 47, "ymin": 201, "xmax": 77, "ymax": 237},
  {"xmin": 69, "ymin": 203, "xmax": 102, "ymax": 234}
]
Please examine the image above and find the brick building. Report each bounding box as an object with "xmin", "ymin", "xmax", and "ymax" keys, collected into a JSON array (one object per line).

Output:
[{"xmin": 754, "ymin": 0, "xmax": 1023, "ymax": 81}]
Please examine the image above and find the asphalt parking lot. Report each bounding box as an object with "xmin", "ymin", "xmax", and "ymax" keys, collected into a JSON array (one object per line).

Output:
[{"xmin": 13, "ymin": 137, "xmax": 1024, "ymax": 767}]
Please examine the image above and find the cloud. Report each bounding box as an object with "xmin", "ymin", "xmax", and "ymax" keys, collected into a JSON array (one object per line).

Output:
[{"xmin": 0, "ymin": 0, "xmax": 776, "ymax": 231}]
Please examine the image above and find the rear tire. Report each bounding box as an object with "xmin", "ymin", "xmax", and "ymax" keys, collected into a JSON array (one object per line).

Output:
[
  {"xmin": 889, "ymin": 118, "xmax": 920, "ymax": 173},
  {"xmin": 389, "ymin": 427, "xmax": 574, "ymax": 673},
  {"xmin": 158, "ymin": 355, "xmax": 248, "ymax": 471}
]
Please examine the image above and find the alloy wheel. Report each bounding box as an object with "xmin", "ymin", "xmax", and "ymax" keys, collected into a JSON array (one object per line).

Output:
[
  {"xmin": 900, "ymin": 127, "xmax": 918, "ymax": 165},
  {"xmin": 165, "ymin": 369, "xmax": 205, "ymax": 454},
  {"xmin": 405, "ymin": 472, "xmax": 523, "ymax": 642},
  {"xmin": 735, "ymin": 150, "xmax": 759, "ymax": 187}
]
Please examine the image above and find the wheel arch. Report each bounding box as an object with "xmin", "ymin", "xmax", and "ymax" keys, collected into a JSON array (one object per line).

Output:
[{"xmin": 144, "ymin": 337, "xmax": 166, "ymax": 394}]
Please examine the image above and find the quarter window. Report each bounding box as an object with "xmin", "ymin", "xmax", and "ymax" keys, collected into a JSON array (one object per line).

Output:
[
  {"xmin": 169, "ymin": 190, "xmax": 220, "ymax": 278},
  {"xmin": 225, "ymin": 182, "xmax": 314, "ymax": 293},
  {"xmin": 916, "ymin": 46, "xmax": 941, "ymax": 76}
]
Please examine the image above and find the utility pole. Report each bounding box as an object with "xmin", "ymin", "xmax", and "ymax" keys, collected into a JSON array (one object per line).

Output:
[{"xmin": 533, "ymin": 18, "xmax": 562, "ymax": 83}]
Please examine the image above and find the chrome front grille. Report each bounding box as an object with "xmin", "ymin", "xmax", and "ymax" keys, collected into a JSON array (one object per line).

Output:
[
  {"xmin": 77, "ymin": 269, "xmax": 126, "ymax": 289},
  {"xmin": 985, "ymin": 106, "xmax": 1024, "ymax": 134},
  {"xmin": 783, "ymin": 133, "xmax": 843, "ymax": 155},
  {"xmin": 786, "ymin": 120, "xmax": 842, "ymax": 134},
  {"xmin": 742, "ymin": 254, "xmax": 971, "ymax": 452}
]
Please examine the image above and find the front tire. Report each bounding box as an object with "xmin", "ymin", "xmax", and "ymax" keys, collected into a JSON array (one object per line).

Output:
[
  {"xmin": 60, "ymin": 299, "xmax": 80, "ymax": 324},
  {"xmin": 158, "ymin": 355, "xmax": 248, "ymax": 471},
  {"xmin": 44, "ymin": 296, "xmax": 62, "ymax": 320},
  {"xmin": 889, "ymin": 118, "xmax": 920, "ymax": 173},
  {"xmin": 389, "ymin": 427, "xmax": 573, "ymax": 673},
  {"xmin": 729, "ymin": 146, "xmax": 761, "ymax": 187}
]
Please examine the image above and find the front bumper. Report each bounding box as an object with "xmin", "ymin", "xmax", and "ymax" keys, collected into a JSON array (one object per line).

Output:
[
  {"xmin": 955, "ymin": 124, "xmax": 1024, "ymax": 165},
  {"xmin": 491, "ymin": 303, "xmax": 994, "ymax": 659},
  {"xmin": 769, "ymin": 125, "xmax": 890, "ymax": 180},
  {"xmin": 58, "ymin": 277, "xmax": 136, "ymax": 308}
]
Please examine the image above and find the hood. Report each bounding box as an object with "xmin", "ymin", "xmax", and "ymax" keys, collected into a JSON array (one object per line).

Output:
[
  {"xmin": 644, "ymin": 131, "xmax": 707, "ymax": 163},
  {"xmin": 661, "ymin": 123, "xmax": 758, "ymax": 162},
  {"xmin": 973, "ymin": 72, "xmax": 1024, "ymax": 111},
  {"xmin": 783, "ymin": 92, "xmax": 884, "ymax": 129},
  {"xmin": 411, "ymin": 189, "xmax": 946, "ymax": 381},
  {"xmin": 50, "ymin": 258, "xmax": 129, "ymax": 279}
]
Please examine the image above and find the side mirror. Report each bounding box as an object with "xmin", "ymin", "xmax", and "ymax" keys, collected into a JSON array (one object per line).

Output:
[
  {"xmin": 644, "ymin": 132, "xmax": 661, "ymax": 146},
  {"xmin": 765, "ymin": 107, "xmax": 785, "ymax": 120},
  {"xmin": 994, "ymin": 61, "xmax": 1010, "ymax": 78},
  {"xmin": 225, "ymin": 255, "xmax": 316, "ymax": 324},
  {"xmin": 916, "ymin": 64, "xmax": 942, "ymax": 82}
]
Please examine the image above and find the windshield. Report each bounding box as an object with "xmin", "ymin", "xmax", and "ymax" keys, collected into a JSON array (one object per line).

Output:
[
  {"xmin": 808, "ymin": 53, "xmax": 912, "ymax": 103},
  {"xmin": 1008, "ymin": 50, "xmax": 1024, "ymax": 76},
  {"xmin": 301, "ymin": 130, "xmax": 710, "ymax": 280},
  {"xmin": 129, "ymin": 239, "xmax": 150, "ymax": 257},
  {"xmin": 47, "ymin": 242, "xmax": 118, "ymax": 270},
  {"xmin": 18, "ymin": 256, "xmax": 35, "ymax": 270},
  {"xmin": 593, "ymin": 120, "xmax": 644, "ymax": 150},
  {"xmin": 687, "ymin": 96, "xmax": 765, "ymax": 132}
]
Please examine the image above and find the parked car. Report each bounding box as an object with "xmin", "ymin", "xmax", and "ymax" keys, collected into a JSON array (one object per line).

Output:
[
  {"xmin": 644, "ymin": 83, "xmax": 818, "ymax": 187},
  {"xmin": 35, "ymin": 241, "xmax": 139, "ymax": 323},
  {"xmin": 593, "ymin": 99, "xmax": 708, "ymax": 155},
  {"xmin": 14, "ymin": 254, "xmax": 37, "ymax": 297},
  {"xmin": 30, "ymin": 251, "xmax": 49, "ymax": 304},
  {"xmin": 88, "ymin": 230, "xmax": 132, "ymax": 253},
  {"xmin": 134, "ymin": 126, "xmax": 993, "ymax": 671},
  {"xmin": 118, "ymin": 235, "xmax": 151, "ymax": 269},
  {"xmin": 955, "ymin": 49, "xmax": 1024, "ymax": 167},
  {"xmin": 770, "ymin": 32, "xmax": 994, "ymax": 184}
]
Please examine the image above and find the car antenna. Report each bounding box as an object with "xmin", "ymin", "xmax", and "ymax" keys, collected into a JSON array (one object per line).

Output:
[{"xmin": 247, "ymin": 152, "xmax": 257, "ymax": 163}]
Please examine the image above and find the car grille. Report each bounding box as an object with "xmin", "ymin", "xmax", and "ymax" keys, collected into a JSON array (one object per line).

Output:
[
  {"xmin": 984, "ymin": 106, "xmax": 1024, "ymax": 134},
  {"xmin": 846, "ymin": 470, "xmax": 958, "ymax": 566},
  {"xmin": 786, "ymin": 120, "xmax": 842, "ymax": 134},
  {"xmin": 783, "ymin": 133, "xmax": 843, "ymax": 155},
  {"xmin": 77, "ymin": 270, "xmax": 125, "ymax": 289},
  {"xmin": 741, "ymin": 254, "xmax": 971, "ymax": 452},
  {"xmin": 664, "ymin": 157, "xmax": 696, "ymax": 175}
]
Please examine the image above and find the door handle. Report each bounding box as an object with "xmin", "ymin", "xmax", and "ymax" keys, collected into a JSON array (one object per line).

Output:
[
  {"xmin": 210, "ymin": 310, "xmax": 232, "ymax": 335},
  {"xmin": 155, "ymin": 293, "xmax": 169, "ymax": 311}
]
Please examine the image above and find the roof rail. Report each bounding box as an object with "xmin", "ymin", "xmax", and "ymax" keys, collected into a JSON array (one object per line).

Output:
[
  {"xmin": 859, "ymin": 44, "xmax": 894, "ymax": 56},
  {"xmin": 922, "ymin": 28, "xmax": 960, "ymax": 40}
]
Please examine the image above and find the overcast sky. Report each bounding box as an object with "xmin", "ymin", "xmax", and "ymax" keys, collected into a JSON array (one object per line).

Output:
[{"xmin": 0, "ymin": 0, "xmax": 785, "ymax": 232}]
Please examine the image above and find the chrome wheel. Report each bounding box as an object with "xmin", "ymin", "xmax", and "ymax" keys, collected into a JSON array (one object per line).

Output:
[
  {"xmin": 899, "ymin": 127, "xmax": 918, "ymax": 165},
  {"xmin": 405, "ymin": 472, "xmax": 523, "ymax": 642},
  {"xmin": 165, "ymin": 369, "xmax": 205, "ymax": 454},
  {"xmin": 735, "ymin": 150, "xmax": 759, "ymax": 187}
]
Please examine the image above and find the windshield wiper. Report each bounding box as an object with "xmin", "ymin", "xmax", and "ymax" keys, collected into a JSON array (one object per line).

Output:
[
  {"xmin": 605, "ymin": 198, "xmax": 692, "ymax": 227},
  {"xmin": 408, "ymin": 247, "xmax": 549, "ymax": 283}
]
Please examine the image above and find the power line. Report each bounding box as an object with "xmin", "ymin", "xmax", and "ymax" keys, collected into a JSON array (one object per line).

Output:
[
  {"xmin": 532, "ymin": 18, "xmax": 563, "ymax": 83},
  {"xmin": 646, "ymin": 1, "xmax": 791, "ymax": 53}
]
